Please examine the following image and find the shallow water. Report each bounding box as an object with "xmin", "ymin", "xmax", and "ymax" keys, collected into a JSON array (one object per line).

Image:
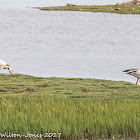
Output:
[{"xmin": 0, "ymin": 9, "xmax": 140, "ymax": 84}]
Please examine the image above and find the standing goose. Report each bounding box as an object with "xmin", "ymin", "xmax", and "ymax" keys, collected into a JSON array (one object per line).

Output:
[
  {"xmin": 0, "ymin": 59, "xmax": 13, "ymax": 76},
  {"xmin": 123, "ymin": 68, "xmax": 140, "ymax": 85}
]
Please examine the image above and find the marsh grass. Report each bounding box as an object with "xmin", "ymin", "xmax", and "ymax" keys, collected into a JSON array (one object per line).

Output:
[
  {"xmin": 39, "ymin": 4, "xmax": 140, "ymax": 14},
  {"xmin": 0, "ymin": 74, "xmax": 139, "ymax": 139}
]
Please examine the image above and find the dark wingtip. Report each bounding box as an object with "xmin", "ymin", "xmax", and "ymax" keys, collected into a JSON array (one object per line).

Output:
[{"xmin": 123, "ymin": 70, "xmax": 129, "ymax": 72}]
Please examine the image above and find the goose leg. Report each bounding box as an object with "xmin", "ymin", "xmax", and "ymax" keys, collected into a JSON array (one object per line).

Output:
[{"xmin": 136, "ymin": 78, "xmax": 139, "ymax": 85}]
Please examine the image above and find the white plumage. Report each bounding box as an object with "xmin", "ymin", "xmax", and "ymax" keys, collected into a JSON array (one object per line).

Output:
[
  {"xmin": 0, "ymin": 59, "xmax": 13, "ymax": 76},
  {"xmin": 123, "ymin": 68, "xmax": 140, "ymax": 85}
]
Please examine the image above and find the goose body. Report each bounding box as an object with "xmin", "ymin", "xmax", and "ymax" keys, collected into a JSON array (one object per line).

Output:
[
  {"xmin": 0, "ymin": 59, "xmax": 13, "ymax": 76},
  {"xmin": 123, "ymin": 68, "xmax": 140, "ymax": 85}
]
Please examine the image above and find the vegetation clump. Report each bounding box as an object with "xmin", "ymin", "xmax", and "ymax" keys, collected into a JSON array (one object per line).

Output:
[
  {"xmin": 39, "ymin": 3, "xmax": 140, "ymax": 14},
  {"xmin": 0, "ymin": 74, "xmax": 139, "ymax": 139}
]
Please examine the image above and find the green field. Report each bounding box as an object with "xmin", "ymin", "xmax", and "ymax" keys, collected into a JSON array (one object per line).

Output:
[
  {"xmin": 0, "ymin": 74, "xmax": 139, "ymax": 139},
  {"xmin": 39, "ymin": 4, "xmax": 140, "ymax": 14}
]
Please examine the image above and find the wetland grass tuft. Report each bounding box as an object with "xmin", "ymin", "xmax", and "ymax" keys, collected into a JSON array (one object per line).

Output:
[{"xmin": 0, "ymin": 74, "xmax": 139, "ymax": 139}]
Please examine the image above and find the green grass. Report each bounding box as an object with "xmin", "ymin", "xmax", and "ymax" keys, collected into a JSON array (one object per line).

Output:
[
  {"xmin": 0, "ymin": 74, "xmax": 139, "ymax": 139},
  {"xmin": 39, "ymin": 4, "xmax": 140, "ymax": 14}
]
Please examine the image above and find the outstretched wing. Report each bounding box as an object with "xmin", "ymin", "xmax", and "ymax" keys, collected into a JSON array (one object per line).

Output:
[{"xmin": 123, "ymin": 68, "xmax": 140, "ymax": 78}]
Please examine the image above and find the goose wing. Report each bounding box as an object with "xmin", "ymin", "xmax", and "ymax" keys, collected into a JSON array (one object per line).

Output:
[
  {"xmin": 0, "ymin": 59, "xmax": 6, "ymax": 65},
  {"xmin": 0, "ymin": 64, "xmax": 5, "ymax": 70}
]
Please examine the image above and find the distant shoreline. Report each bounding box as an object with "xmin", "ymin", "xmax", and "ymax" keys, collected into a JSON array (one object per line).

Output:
[{"xmin": 35, "ymin": 4, "xmax": 140, "ymax": 14}]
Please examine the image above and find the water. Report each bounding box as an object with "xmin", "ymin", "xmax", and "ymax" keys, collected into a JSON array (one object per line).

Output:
[
  {"xmin": 0, "ymin": 0, "xmax": 130, "ymax": 9},
  {"xmin": 0, "ymin": 8, "xmax": 140, "ymax": 84}
]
